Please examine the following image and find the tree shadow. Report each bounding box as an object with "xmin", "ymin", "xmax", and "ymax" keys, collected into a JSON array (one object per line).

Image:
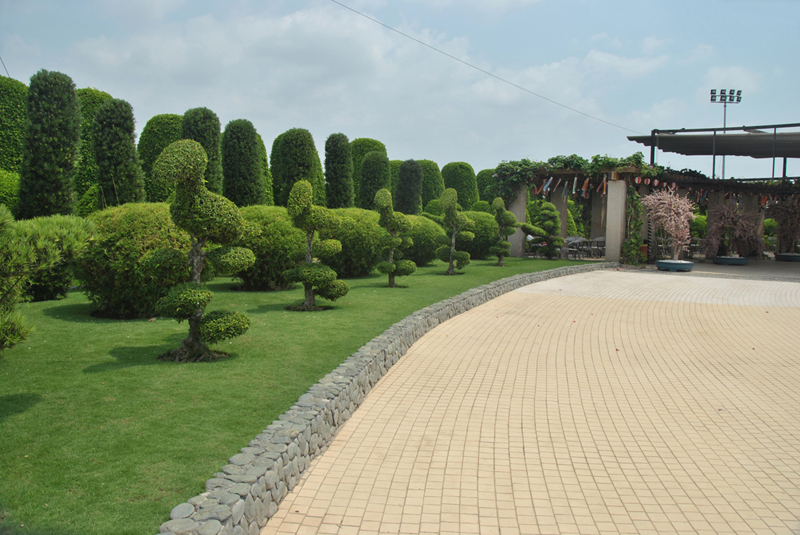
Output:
[
  {"xmin": 39, "ymin": 302, "xmax": 103, "ymax": 323},
  {"xmin": 246, "ymin": 301, "xmax": 304, "ymax": 315},
  {"xmin": 0, "ymin": 393, "xmax": 41, "ymax": 424}
]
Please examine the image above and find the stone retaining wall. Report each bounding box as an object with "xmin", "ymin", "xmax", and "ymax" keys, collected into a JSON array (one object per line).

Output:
[{"xmin": 157, "ymin": 262, "xmax": 618, "ymax": 535}]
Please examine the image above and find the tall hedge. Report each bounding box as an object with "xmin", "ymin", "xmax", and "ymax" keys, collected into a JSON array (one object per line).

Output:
[
  {"xmin": 273, "ymin": 128, "xmax": 325, "ymax": 207},
  {"xmin": 221, "ymin": 119, "xmax": 266, "ymax": 207},
  {"xmin": 0, "ymin": 169, "xmax": 20, "ymax": 214},
  {"xmin": 476, "ymin": 168, "xmax": 496, "ymax": 202},
  {"xmin": 256, "ymin": 133, "xmax": 274, "ymax": 206},
  {"xmin": 93, "ymin": 98, "xmax": 145, "ymax": 207},
  {"xmin": 389, "ymin": 160, "xmax": 402, "ymax": 197},
  {"xmin": 442, "ymin": 161, "xmax": 479, "ymax": 211},
  {"xmin": 182, "ymin": 107, "xmax": 222, "ymax": 194},
  {"xmin": 395, "ymin": 159, "xmax": 423, "ymax": 215},
  {"xmin": 16, "ymin": 70, "xmax": 81, "ymax": 219},
  {"xmin": 270, "ymin": 133, "xmax": 286, "ymax": 205},
  {"xmin": 73, "ymin": 88, "xmax": 112, "ymax": 198},
  {"xmin": 324, "ymin": 132, "xmax": 354, "ymax": 208},
  {"xmin": 350, "ymin": 138, "xmax": 386, "ymax": 207},
  {"xmin": 138, "ymin": 113, "xmax": 183, "ymax": 201},
  {"xmin": 0, "ymin": 76, "xmax": 27, "ymax": 173},
  {"xmin": 418, "ymin": 159, "xmax": 444, "ymax": 208},
  {"xmin": 359, "ymin": 151, "xmax": 390, "ymax": 211}
]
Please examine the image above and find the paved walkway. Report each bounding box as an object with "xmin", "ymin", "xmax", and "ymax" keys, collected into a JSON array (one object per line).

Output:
[{"xmin": 263, "ymin": 270, "xmax": 800, "ymax": 535}]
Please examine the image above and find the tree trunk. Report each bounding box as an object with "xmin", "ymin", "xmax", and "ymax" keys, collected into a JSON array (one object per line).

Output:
[
  {"xmin": 302, "ymin": 282, "xmax": 315, "ymax": 309},
  {"xmin": 160, "ymin": 308, "xmax": 215, "ymax": 362},
  {"xmin": 189, "ymin": 237, "xmax": 207, "ymax": 284},
  {"xmin": 387, "ymin": 238, "xmax": 396, "ymax": 287},
  {"xmin": 446, "ymin": 229, "xmax": 456, "ymax": 275}
]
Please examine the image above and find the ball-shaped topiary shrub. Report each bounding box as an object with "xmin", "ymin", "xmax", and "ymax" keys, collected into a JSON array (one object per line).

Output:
[
  {"xmin": 403, "ymin": 214, "xmax": 446, "ymax": 267},
  {"xmin": 232, "ymin": 205, "xmax": 307, "ymax": 291},
  {"xmin": 138, "ymin": 113, "xmax": 183, "ymax": 201},
  {"xmin": 319, "ymin": 208, "xmax": 385, "ymax": 278},
  {"xmin": 455, "ymin": 210, "xmax": 499, "ymax": 260},
  {"xmin": 0, "ymin": 169, "xmax": 20, "ymax": 214},
  {"xmin": 74, "ymin": 203, "xmax": 191, "ymax": 319},
  {"xmin": 442, "ymin": 162, "xmax": 479, "ymax": 211},
  {"xmin": 0, "ymin": 75, "xmax": 27, "ymax": 174},
  {"xmin": 471, "ymin": 200, "xmax": 492, "ymax": 214}
]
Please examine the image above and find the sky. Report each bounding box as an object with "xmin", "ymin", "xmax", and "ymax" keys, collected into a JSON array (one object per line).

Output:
[{"xmin": 2, "ymin": 0, "xmax": 799, "ymax": 181}]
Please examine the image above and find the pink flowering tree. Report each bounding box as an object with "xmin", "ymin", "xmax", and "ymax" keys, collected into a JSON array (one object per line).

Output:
[
  {"xmin": 769, "ymin": 196, "xmax": 800, "ymax": 253},
  {"xmin": 702, "ymin": 201, "xmax": 763, "ymax": 258},
  {"xmin": 641, "ymin": 190, "xmax": 696, "ymax": 260}
]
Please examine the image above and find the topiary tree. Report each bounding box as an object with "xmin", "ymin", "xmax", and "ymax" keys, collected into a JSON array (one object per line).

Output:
[
  {"xmin": 154, "ymin": 140, "xmax": 255, "ymax": 362},
  {"xmin": 182, "ymin": 107, "xmax": 223, "ymax": 194},
  {"xmin": 374, "ymin": 189, "xmax": 416, "ymax": 287},
  {"xmin": 93, "ymin": 98, "xmax": 146, "ymax": 208},
  {"xmin": 325, "ymin": 133, "xmax": 354, "ymax": 208},
  {"xmin": 221, "ymin": 119, "xmax": 266, "ymax": 207},
  {"xmin": 0, "ymin": 169, "xmax": 20, "ymax": 215},
  {"xmin": 282, "ymin": 180, "xmax": 349, "ymax": 311},
  {"xmin": 73, "ymin": 87, "xmax": 112, "ymax": 199},
  {"xmin": 442, "ymin": 162, "xmax": 479, "ymax": 211},
  {"xmin": 476, "ymin": 168, "xmax": 496, "ymax": 202},
  {"xmin": 526, "ymin": 200, "xmax": 562, "ymax": 259},
  {"xmin": 359, "ymin": 151, "xmax": 390, "ymax": 210},
  {"xmin": 350, "ymin": 138, "xmax": 387, "ymax": 207},
  {"xmin": 16, "ymin": 69, "xmax": 81, "ymax": 219},
  {"xmin": 389, "ymin": 160, "xmax": 402, "ymax": 198},
  {"xmin": 395, "ymin": 159, "xmax": 423, "ymax": 215},
  {"xmin": 428, "ymin": 188, "xmax": 475, "ymax": 275},
  {"xmin": 488, "ymin": 197, "xmax": 519, "ymax": 266},
  {"xmin": 274, "ymin": 128, "xmax": 326, "ymax": 207},
  {"xmin": 138, "ymin": 113, "xmax": 183, "ymax": 201},
  {"xmin": 256, "ymin": 133, "xmax": 274, "ymax": 206},
  {"xmin": 419, "ymin": 159, "xmax": 444, "ymax": 208},
  {"xmin": 0, "ymin": 76, "xmax": 28, "ymax": 174},
  {"xmin": 270, "ymin": 132, "xmax": 286, "ymax": 205}
]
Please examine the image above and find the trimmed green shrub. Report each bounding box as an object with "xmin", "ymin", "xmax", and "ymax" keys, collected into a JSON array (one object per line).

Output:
[
  {"xmin": 154, "ymin": 139, "xmax": 255, "ymax": 361},
  {"xmin": 0, "ymin": 169, "xmax": 20, "ymax": 214},
  {"xmin": 442, "ymin": 162, "xmax": 479, "ymax": 211},
  {"xmin": 74, "ymin": 184, "xmax": 100, "ymax": 217},
  {"xmin": 233, "ymin": 205, "xmax": 306, "ymax": 291},
  {"xmin": 456, "ymin": 210, "xmax": 498, "ymax": 260},
  {"xmin": 403, "ymin": 214, "xmax": 446, "ymax": 267},
  {"xmin": 471, "ymin": 200, "xmax": 492, "ymax": 214},
  {"xmin": 431, "ymin": 189, "xmax": 475, "ymax": 275},
  {"xmin": 325, "ymin": 133, "xmax": 354, "ymax": 208},
  {"xmin": 419, "ymin": 160, "xmax": 444, "ymax": 208},
  {"xmin": 182, "ymin": 107, "xmax": 223, "ymax": 194},
  {"xmin": 350, "ymin": 138, "xmax": 386, "ymax": 207},
  {"xmin": 395, "ymin": 159, "xmax": 423, "ymax": 215},
  {"xmin": 274, "ymin": 128, "xmax": 325, "ymax": 207},
  {"xmin": 527, "ymin": 200, "xmax": 563, "ymax": 259},
  {"xmin": 283, "ymin": 180, "xmax": 349, "ymax": 310},
  {"xmin": 256, "ymin": 133, "xmax": 274, "ymax": 206},
  {"xmin": 0, "ymin": 76, "xmax": 27, "ymax": 173},
  {"xmin": 74, "ymin": 203, "xmax": 191, "ymax": 319},
  {"xmin": 74, "ymin": 88, "xmax": 112, "ymax": 198},
  {"xmin": 691, "ymin": 214, "xmax": 708, "ymax": 238},
  {"xmin": 488, "ymin": 197, "xmax": 518, "ymax": 266},
  {"xmin": 424, "ymin": 199, "xmax": 442, "ymax": 216},
  {"xmin": 221, "ymin": 119, "xmax": 266, "ymax": 207},
  {"xmin": 17, "ymin": 69, "xmax": 81, "ymax": 219},
  {"xmin": 389, "ymin": 160, "xmax": 402, "ymax": 197},
  {"xmin": 138, "ymin": 113, "xmax": 183, "ymax": 201},
  {"xmin": 94, "ymin": 98, "xmax": 145, "ymax": 207},
  {"xmin": 270, "ymin": 133, "xmax": 286, "ymax": 205},
  {"xmin": 374, "ymin": 189, "xmax": 416, "ymax": 287},
  {"xmin": 319, "ymin": 208, "xmax": 385, "ymax": 278},
  {"xmin": 359, "ymin": 151, "xmax": 390, "ymax": 210},
  {"xmin": 476, "ymin": 168, "xmax": 496, "ymax": 202}
]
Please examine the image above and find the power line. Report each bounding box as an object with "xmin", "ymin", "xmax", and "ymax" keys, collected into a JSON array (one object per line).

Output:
[
  {"xmin": 329, "ymin": 0, "xmax": 642, "ymax": 135},
  {"xmin": 0, "ymin": 55, "xmax": 9, "ymax": 78}
]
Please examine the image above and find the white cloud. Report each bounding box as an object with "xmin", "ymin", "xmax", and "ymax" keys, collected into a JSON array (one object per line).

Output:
[
  {"xmin": 94, "ymin": 0, "xmax": 187, "ymax": 23},
  {"xmin": 682, "ymin": 44, "xmax": 713, "ymax": 64},
  {"xmin": 583, "ymin": 50, "xmax": 669, "ymax": 79},
  {"xmin": 704, "ymin": 66, "xmax": 760, "ymax": 94},
  {"xmin": 642, "ymin": 36, "xmax": 670, "ymax": 56}
]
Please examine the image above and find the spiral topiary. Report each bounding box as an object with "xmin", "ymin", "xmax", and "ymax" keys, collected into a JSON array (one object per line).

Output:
[
  {"xmin": 283, "ymin": 180, "xmax": 349, "ymax": 310},
  {"xmin": 154, "ymin": 140, "xmax": 255, "ymax": 362}
]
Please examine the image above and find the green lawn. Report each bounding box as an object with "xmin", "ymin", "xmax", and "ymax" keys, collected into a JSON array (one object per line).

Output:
[{"xmin": 0, "ymin": 258, "xmax": 583, "ymax": 535}]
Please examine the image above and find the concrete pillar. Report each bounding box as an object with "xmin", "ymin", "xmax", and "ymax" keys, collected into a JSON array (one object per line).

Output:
[
  {"xmin": 741, "ymin": 193, "xmax": 765, "ymax": 241},
  {"xmin": 551, "ymin": 186, "xmax": 569, "ymax": 238},
  {"xmin": 508, "ymin": 183, "xmax": 528, "ymax": 257},
  {"xmin": 605, "ymin": 174, "xmax": 626, "ymax": 263},
  {"xmin": 591, "ymin": 188, "xmax": 607, "ymax": 239}
]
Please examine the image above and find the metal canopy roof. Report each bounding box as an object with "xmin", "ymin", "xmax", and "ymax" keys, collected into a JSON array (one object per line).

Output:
[{"xmin": 628, "ymin": 131, "xmax": 800, "ymax": 159}]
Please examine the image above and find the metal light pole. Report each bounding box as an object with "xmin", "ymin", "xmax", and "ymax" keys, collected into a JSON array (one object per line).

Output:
[{"xmin": 710, "ymin": 89, "xmax": 742, "ymax": 179}]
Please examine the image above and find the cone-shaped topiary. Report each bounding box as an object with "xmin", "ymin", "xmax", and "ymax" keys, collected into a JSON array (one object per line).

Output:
[
  {"xmin": 374, "ymin": 189, "xmax": 416, "ymax": 288},
  {"xmin": 488, "ymin": 197, "xmax": 519, "ymax": 266},
  {"xmin": 154, "ymin": 140, "xmax": 255, "ymax": 362},
  {"xmin": 325, "ymin": 133, "xmax": 354, "ymax": 208},
  {"xmin": 395, "ymin": 159, "xmax": 423, "ymax": 215},
  {"xmin": 93, "ymin": 98, "xmax": 145, "ymax": 208},
  {"xmin": 182, "ymin": 107, "xmax": 223, "ymax": 194},
  {"xmin": 221, "ymin": 118, "xmax": 266, "ymax": 207},
  {"xmin": 283, "ymin": 180, "xmax": 349, "ymax": 311},
  {"xmin": 430, "ymin": 188, "xmax": 475, "ymax": 275},
  {"xmin": 273, "ymin": 128, "xmax": 326, "ymax": 207},
  {"xmin": 73, "ymin": 87, "xmax": 112, "ymax": 199}
]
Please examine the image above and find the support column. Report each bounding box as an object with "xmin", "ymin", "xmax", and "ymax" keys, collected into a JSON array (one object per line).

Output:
[
  {"xmin": 591, "ymin": 189, "xmax": 607, "ymax": 239},
  {"xmin": 605, "ymin": 174, "xmax": 627, "ymax": 263},
  {"xmin": 508, "ymin": 184, "xmax": 528, "ymax": 257}
]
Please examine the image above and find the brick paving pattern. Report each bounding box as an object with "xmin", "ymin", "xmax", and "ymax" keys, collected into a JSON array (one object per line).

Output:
[{"xmin": 263, "ymin": 271, "xmax": 800, "ymax": 534}]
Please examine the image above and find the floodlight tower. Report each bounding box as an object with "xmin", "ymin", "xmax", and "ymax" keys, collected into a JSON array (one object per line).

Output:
[{"xmin": 710, "ymin": 89, "xmax": 742, "ymax": 179}]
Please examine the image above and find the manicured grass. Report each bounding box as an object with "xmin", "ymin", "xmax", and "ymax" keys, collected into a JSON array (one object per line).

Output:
[{"xmin": 0, "ymin": 258, "xmax": 583, "ymax": 535}]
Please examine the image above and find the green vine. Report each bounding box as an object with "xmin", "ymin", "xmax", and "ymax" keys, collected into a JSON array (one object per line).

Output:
[{"xmin": 620, "ymin": 186, "xmax": 646, "ymax": 265}]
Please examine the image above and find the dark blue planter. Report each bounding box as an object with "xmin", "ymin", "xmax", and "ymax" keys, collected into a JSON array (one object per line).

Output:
[
  {"xmin": 713, "ymin": 256, "xmax": 748, "ymax": 266},
  {"xmin": 656, "ymin": 260, "xmax": 694, "ymax": 272},
  {"xmin": 775, "ymin": 253, "xmax": 800, "ymax": 262}
]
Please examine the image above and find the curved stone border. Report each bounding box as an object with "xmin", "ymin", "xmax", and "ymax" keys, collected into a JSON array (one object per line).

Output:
[{"xmin": 157, "ymin": 262, "xmax": 618, "ymax": 535}]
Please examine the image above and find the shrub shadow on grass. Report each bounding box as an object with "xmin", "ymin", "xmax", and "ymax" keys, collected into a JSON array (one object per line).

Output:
[
  {"xmin": 82, "ymin": 336, "xmax": 187, "ymax": 374},
  {"xmin": 0, "ymin": 393, "xmax": 41, "ymax": 424},
  {"xmin": 40, "ymin": 302, "xmax": 103, "ymax": 323}
]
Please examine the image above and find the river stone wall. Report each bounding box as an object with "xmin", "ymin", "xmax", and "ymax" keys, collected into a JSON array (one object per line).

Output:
[{"xmin": 157, "ymin": 262, "xmax": 618, "ymax": 535}]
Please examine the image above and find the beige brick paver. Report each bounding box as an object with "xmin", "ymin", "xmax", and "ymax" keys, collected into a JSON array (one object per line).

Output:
[{"xmin": 263, "ymin": 271, "xmax": 800, "ymax": 534}]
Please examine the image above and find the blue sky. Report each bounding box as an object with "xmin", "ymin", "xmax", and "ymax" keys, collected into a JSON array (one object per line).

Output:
[{"xmin": 2, "ymin": 0, "xmax": 798, "ymax": 180}]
